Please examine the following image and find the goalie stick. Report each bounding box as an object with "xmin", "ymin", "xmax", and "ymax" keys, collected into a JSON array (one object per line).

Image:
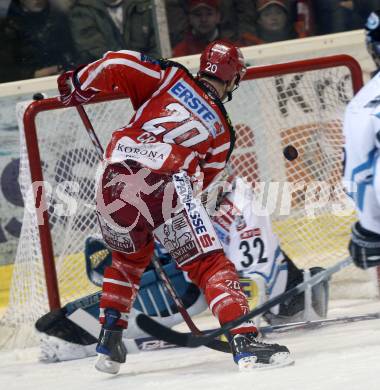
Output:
[
  {"xmin": 75, "ymin": 104, "xmax": 230, "ymax": 353},
  {"xmin": 136, "ymin": 257, "xmax": 353, "ymax": 349},
  {"xmin": 260, "ymin": 312, "xmax": 380, "ymax": 335}
]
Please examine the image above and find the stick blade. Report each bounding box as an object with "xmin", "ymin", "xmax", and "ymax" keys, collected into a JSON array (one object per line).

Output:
[
  {"xmin": 136, "ymin": 314, "xmax": 192, "ymax": 347},
  {"xmin": 136, "ymin": 314, "xmax": 230, "ymax": 351}
]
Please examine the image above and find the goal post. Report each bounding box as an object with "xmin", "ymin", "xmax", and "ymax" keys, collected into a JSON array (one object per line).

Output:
[
  {"xmin": 21, "ymin": 93, "xmax": 128, "ymax": 312},
  {"xmin": 2, "ymin": 54, "xmax": 377, "ymax": 349}
]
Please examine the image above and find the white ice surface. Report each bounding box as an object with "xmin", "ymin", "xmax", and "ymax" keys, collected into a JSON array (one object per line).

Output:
[{"xmin": 1, "ymin": 299, "xmax": 380, "ymax": 390}]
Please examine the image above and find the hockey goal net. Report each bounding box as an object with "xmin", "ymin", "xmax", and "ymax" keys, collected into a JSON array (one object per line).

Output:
[{"xmin": 1, "ymin": 54, "xmax": 378, "ymax": 349}]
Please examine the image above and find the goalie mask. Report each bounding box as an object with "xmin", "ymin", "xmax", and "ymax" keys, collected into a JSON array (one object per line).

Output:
[
  {"xmin": 365, "ymin": 10, "xmax": 380, "ymax": 68},
  {"xmin": 199, "ymin": 40, "xmax": 247, "ymax": 100}
]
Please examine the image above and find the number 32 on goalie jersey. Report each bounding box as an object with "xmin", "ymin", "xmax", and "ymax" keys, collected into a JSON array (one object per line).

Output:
[
  {"xmin": 213, "ymin": 187, "xmax": 284, "ymax": 279},
  {"xmin": 239, "ymin": 237, "xmax": 268, "ymax": 268},
  {"xmin": 227, "ymin": 222, "xmax": 283, "ymax": 280}
]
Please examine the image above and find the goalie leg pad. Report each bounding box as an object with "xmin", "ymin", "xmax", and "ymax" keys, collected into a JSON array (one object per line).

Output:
[
  {"xmin": 264, "ymin": 259, "xmax": 329, "ymax": 325},
  {"xmin": 39, "ymin": 334, "xmax": 97, "ymax": 363},
  {"xmin": 35, "ymin": 308, "xmax": 98, "ymax": 345}
]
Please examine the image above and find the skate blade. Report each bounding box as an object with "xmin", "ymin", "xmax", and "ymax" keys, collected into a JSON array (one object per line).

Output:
[
  {"xmin": 95, "ymin": 354, "xmax": 121, "ymax": 375},
  {"xmin": 237, "ymin": 356, "xmax": 258, "ymax": 371},
  {"xmin": 238, "ymin": 353, "xmax": 294, "ymax": 372}
]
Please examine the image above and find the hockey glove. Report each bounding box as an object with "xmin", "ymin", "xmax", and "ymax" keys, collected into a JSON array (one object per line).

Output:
[
  {"xmin": 57, "ymin": 67, "xmax": 98, "ymax": 106},
  {"xmin": 349, "ymin": 222, "xmax": 380, "ymax": 269}
]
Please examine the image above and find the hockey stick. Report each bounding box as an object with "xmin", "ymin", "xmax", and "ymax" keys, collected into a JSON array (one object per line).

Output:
[
  {"xmin": 150, "ymin": 255, "xmax": 230, "ymax": 352},
  {"xmin": 260, "ymin": 312, "xmax": 380, "ymax": 335},
  {"xmin": 76, "ymin": 105, "xmax": 104, "ymax": 160},
  {"xmin": 177, "ymin": 311, "xmax": 380, "ymax": 338},
  {"xmin": 136, "ymin": 256, "xmax": 353, "ymax": 348},
  {"xmin": 75, "ymin": 104, "xmax": 230, "ymax": 353}
]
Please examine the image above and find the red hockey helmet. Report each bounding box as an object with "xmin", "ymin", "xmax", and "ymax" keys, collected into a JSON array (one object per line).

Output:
[{"xmin": 199, "ymin": 40, "xmax": 246, "ymax": 86}]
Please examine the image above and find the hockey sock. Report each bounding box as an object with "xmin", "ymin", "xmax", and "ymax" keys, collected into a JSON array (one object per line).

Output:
[
  {"xmin": 99, "ymin": 242, "xmax": 154, "ymax": 328},
  {"xmin": 183, "ymin": 252, "xmax": 258, "ymax": 335}
]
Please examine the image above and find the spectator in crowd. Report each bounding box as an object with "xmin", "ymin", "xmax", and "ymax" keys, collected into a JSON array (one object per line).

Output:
[
  {"xmin": 0, "ymin": 0, "xmax": 11, "ymax": 18},
  {"xmin": 219, "ymin": 0, "xmax": 257, "ymax": 41},
  {"xmin": 292, "ymin": 0, "xmax": 315, "ymax": 36},
  {"xmin": 165, "ymin": 0, "xmax": 189, "ymax": 47},
  {"xmin": 50, "ymin": 0, "xmax": 75, "ymax": 13},
  {"xmin": 68, "ymin": 0, "xmax": 159, "ymax": 64},
  {"xmin": 168, "ymin": 0, "xmax": 256, "ymax": 56},
  {"xmin": 0, "ymin": 0, "xmax": 76, "ymax": 83},
  {"xmin": 241, "ymin": 0, "xmax": 307, "ymax": 45},
  {"xmin": 313, "ymin": 0, "xmax": 353, "ymax": 33},
  {"xmin": 354, "ymin": 1, "xmax": 380, "ymax": 20},
  {"xmin": 313, "ymin": 0, "xmax": 380, "ymax": 34},
  {"xmin": 172, "ymin": 0, "xmax": 230, "ymax": 57}
]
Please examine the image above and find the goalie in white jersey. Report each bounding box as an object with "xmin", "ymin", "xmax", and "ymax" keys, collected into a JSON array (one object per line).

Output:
[
  {"xmin": 344, "ymin": 10, "xmax": 380, "ymax": 269},
  {"xmin": 209, "ymin": 176, "xmax": 328, "ymax": 324}
]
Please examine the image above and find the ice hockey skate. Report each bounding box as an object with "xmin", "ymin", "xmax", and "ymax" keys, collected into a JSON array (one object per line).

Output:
[
  {"xmin": 230, "ymin": 332, "xmax": 293, "ymax": 371},
  {"xmin": 95, "ymin": 309, "xmax": 127, "ymax": 375}
]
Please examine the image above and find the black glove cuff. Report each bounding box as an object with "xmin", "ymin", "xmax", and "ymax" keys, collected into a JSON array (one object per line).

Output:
[{"xmin": 351, "ymin": 222, "xmax": 380, "ymax": 249}]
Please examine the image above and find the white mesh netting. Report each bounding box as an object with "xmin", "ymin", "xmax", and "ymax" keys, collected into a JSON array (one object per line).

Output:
[
  {"xmin": 1, "ymin": 58, "xmax": 378, "ymax": 349},
  {"xmin": 229, "ymin": 66, "xmax": 378, "ymax": 298}
]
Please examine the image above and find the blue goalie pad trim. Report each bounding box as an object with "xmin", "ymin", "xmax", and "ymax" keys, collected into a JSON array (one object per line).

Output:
[{"xmin": 82, "ymin": 236, "xmax": 198, "ymax": 319}]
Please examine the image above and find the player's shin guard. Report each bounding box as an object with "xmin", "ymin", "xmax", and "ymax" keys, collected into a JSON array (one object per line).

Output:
[
  {"xmin": 99, "ymin": 244, "xmax": 153, "ymax": 329},
  {"xmin": 191, "ymin": 253, "xmax": 257, "ymax": 335},
  {"xmin": 205, "ymin": 268, "xmax": 257, "ymax": 334}
]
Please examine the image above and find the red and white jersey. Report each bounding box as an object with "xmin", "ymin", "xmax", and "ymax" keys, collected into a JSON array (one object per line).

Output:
[{"xmin": 77, "ymin": 50, "xmax": 235, "ymax": 188}]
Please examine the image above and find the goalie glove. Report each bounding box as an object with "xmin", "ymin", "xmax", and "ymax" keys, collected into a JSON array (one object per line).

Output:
[
  {"xmin": 349, "ymin": 222, "xmax": 380, "ymax": 269},
  {"xmin": 57, "ymin": 67, "xmax": 98, "ymax": 106}
]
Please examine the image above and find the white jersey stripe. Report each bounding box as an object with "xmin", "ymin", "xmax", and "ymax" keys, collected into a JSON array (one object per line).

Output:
[
  {"xmin": 209, "ymin": 292, "xmax": 230, "ymax": 312},
  {"xmin": 134, "ymin": 66, "xmax": 178, "ymax": 122},
  {"xmin": 202, "ymin": 161, "xmax": 226, "ymax": 169},
  {"xmin": 99, "ymin": 308, "xmax": 129, "ymax": 322},
  {"xmin": 81, "ymin": 58, "xmax": 161, "ymax": 90},
  {"xmin": 231, "ymin": 321, "xmax": 256, "ymax": 331},
  {"xmin": 153, "ymin": 67, "xmax": 179, "ymax": 98},
  {"xmin": 103, "ymin": 277, "xmax": 139, "ymax": 290},
  {"xmin": 207, "ymin": 143, "xmax": 230, "ymax": 156},
  {"xmin": 116, "ymin": 50, "xmax": 141, "ymax": 59},
  {"xmin": 77, "ymin": 57, "xmax": 104, "ymax": 79},
  {"xmin": 182, "ymin": 152, "xmax": 197, "ymax": 171}
]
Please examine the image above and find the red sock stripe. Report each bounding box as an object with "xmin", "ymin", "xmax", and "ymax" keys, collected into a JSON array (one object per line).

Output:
[{"xmin": 99, "ymin": 245, "xmax": 154, "ymax": 327}]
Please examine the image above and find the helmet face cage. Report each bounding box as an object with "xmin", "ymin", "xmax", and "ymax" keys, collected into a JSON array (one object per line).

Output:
[
  {"xmin": 199, "ymin": 41, "xmax": 247, "ymax": 87},
  {"xmin": 365, "ymin": 11, "xmax": 380, "ymax": 68}
]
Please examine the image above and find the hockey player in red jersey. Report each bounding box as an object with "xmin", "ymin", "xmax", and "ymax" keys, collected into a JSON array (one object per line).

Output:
[{"xmin": 57, "ymin": 41, "xmax": 292, "ymax": 373}]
